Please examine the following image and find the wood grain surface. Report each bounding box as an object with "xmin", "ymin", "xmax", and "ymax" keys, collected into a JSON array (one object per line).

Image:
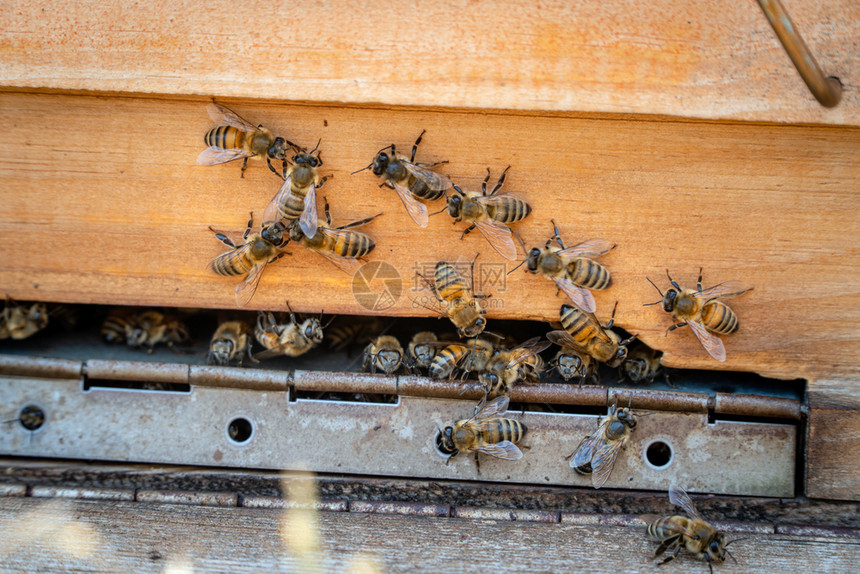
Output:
[
  {"xmin": 0, "ymin": 1, "xmax": 857, "ymax": 125},
  {"xmin": 1, "ymin": 497, "xmax": 858, "ymax": 573}
]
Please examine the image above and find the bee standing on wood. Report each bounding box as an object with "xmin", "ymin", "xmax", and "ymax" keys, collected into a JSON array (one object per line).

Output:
[
  {"xmin": 445, "ymin": 167, "xmax": 531, "ymax": 260},
  {"xmin": 646, "ymin": 268, "xmax": 752, "ymax": 362},
  {"xmin": 437, "ymin": 396, "xmax": 526, "ymax": 471},
  {"xmin": 570, "ymin": 398, "xmax": 640, "ymax": 488},
  {"xmin": 263, "ymin": 141, "xmax": 330, "ymax": 239},
  {"xmin": 353, "ymin": 130, "xmax": 451, "ymax": 228},
  {"xmin": 198, "ymin": 103, "xmax": 292, "ymax": 177},
  {"xmin": 559, "ymin": 303, "xmax": 634, "ymax": 369},
  {"xmin": 415, "ymin": 258, "xmax": 488, "ymax": 338}
]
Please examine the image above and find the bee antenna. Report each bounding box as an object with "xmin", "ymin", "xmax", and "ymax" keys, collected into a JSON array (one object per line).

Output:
[
  {"xmin": 482, "ymin": 330, "xmax": 505, "ymax": 340},
  {"xmin": 725, "ymin": 549, "xmax": 738, "ymax": 564},
  {"xmin": 350, "ymin": 164, "xmax": 372, "ymax": 175},
  {"xmin": 428, "ymin": 205, "xmax": 448, "ymax": 217},
  {"xmin": 321, "ymin": 314, "xmax": 336, "ymax": 330},
  {"xmin": 724, "ymin": 537, "xmax": 749, "ymax": 548},
  {"xmin": 309, "ymin": 138, "xmax": 322, "ymax": 154}
]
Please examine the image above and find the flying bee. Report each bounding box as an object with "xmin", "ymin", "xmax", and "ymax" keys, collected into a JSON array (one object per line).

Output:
[
  {"xmin": 253, "ymin": 303, "xmax": 327, "ymax": 360},
  {"xmin": 478, "ymin": 337, "xmax": 551, "ymax": 400},
  {"xmin": 570, "ymin": 399, "xmax": 639, "ymax": 488},
  {"xmin": 436, "ymin": 396, "xmax": 526, "ymax": 470},
  {"xmin": 262, "ymin": 141, "xmax": 330, "ymax": 239},
  {"xmin": 427, "ymin": 337, "xmax": 497, "ymax": 380},
  {"xmin": 445, "ymin": 166, "xmax": 531, "ymax": 261},
  {"xmin": 620, "ymin": 341, "xmax": 668, "ymax": 385},
  {"xmin": 546, "ymin": 330, "xmax": 597, "ymax": 386},
  {"xmin": 362, "ymin": 335, "xmax": 405, "ymax": 374},
  {"xmin": 407, "ymin": 331, "xmax": 440, "ymax": 371},
  {"xmin": 517, "ymin": 220, "xmax": 615, "ymax": 314},
  {"xmin": 646, "ymin": 268, "xmax": 753, "ymax": 362},
  {"xmin": 285, "ymin": 198, "xmax": 380, "ymax": 274},
  {"xmin": 197, "ymin": 102, "xmax": 292, "ymax": 177},
  {"xmin": 415, "ymin": 259, "xmax": 488, "ymax": 338},
  {"xmin": 208, "ymin": 320, "xmax": 255, "ymax": 366},
  {"xmin": 0, "ymin": 298, "xmax": 49, "ymax": 340},
  {"xmin": 559, "ymin": 303, "xmax": 634, "ymax": 368},
  {"xmin": 353, "ymin": 130, "xmax": 452, "ymax": 228},
  {"xmin": 125, "ymin": 311, "xmax": 190, "ymax": 352},
  {"xmin": 645, "ymin": 484, "xmax": 743, "ymax": 573}
]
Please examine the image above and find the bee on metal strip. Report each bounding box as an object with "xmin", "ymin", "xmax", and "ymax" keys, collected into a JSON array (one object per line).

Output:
[{"xmin": 437, "ymin": 396, "xmax": 527, "ymax": 471}]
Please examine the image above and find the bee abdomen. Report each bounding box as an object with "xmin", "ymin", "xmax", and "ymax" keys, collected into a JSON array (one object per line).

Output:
[
  {"xmin": 647, "ymin": 517, "xmax": 686, "ymax": 541},
  {"xmin": 334, "ymin": 231, "xmax": 375, "ymax": 258},
  {"xmin": 409, "ymin": 176, "xmax": 446, "ymax": 201},
  {"xmin": 569, "ymin": 259, "xmax": 611, "ymax": 290},
  {"xmin": 701, "ymin": 301, "xmax": 739, "ymax": 334},
  {"xmin": 211, "ymin": 251, "xmax": 252, "ymax": 277},
  {"xmin": 278, "ymin": 194, "xmax": 306, "ymax": 221},
  {"xmin": 489, "ymin": 198, "xmax": 531, "ymax": 223},
  {"xmin": 560, "ymin": 305, "xmax": 596, "ymax": 343},
  {"xmin": 484, "ymin": 418, "xmax": 526, "ymax": 444},
  {"xmin": 205, "ymin": 126, "xmax": 244, "ymax": 150},
  {"xmin": 434, "ymin": 263, "xmax": 466, "ymax": 299}
]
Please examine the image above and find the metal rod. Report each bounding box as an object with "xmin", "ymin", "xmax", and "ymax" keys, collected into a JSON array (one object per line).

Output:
[{"xmin": 758, "ymin": 0, "xmax": 842, "ymax": 107}]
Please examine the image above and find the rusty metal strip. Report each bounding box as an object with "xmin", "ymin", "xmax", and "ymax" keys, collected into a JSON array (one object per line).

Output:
[
  {"xmin": 190, "ymin": 365, "xmax": 288, "ymax": 391},
  {"xmin": 349, "ymin": 500, "xmax": 451, "ymax": 518},
  {"xmin": 135, "ymin": 489, "xmax": 238, "ymax": 507},
  {"xmin": 714, "ymin": 393, "xmax": 801, "ymax": 420},
  {"xmin": 611, "ymin": 389, "xmax": 709, "ymax": 413},
  {"xmin": 0, "ymin": 484, "xmax": 27, "ymax": 497},
  {"xmin": 0, "ymin": 355, "xmax": 82, "ymax": 379},
  {"xmin": 85, "ymin": 360, "xmax": 189, "ymax": 384},
  {"xmin": 452, "ymin": 507, "xmax": 560, "ymax": 523},
  {"xmin": 239, "ymin": 495, "xmax": 349, "ymax": 512}
]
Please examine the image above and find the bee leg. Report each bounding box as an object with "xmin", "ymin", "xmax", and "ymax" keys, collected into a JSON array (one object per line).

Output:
[
  {"xmin": 481, "ymin": 168, "xmax": 491, "ymax": 195},
  {"xmin": 605, "ymin": 301, "xmax": 619, "ymax": 329},
  {"xmin": 653, "ymin": 535, "xmax": 680, "ymax": 558},
  {"xmin": 697, "ymin": 267, "xmax": 704, "ymax": 293},
  {"xmin": 704, "ymin": 553, "xmax": 714, "ymax": 574},
  {"xmin": 410, "ymin": 129, "xmax": 426, "ymax": 162},
  {"xmin": 550, "ymin": 219, "xmax": 566, "ymax": 249},
  {"xmin": 473, "ymin": 452, "xmax": 481, "ymax": 474},
  {"xmin": 490, "ymin": 165, "xmax": 511, "ymax": 196},
  {"xmin": 323, "ymin": 196, "xmax": 332, "ymax": 226},
  {"xmin": 459, "ymin": 224, "xmax": 476, "ymax": 239},
  {"xmin": 317, "ymin": 174, "xmax": 332, "ymax": 188},
  {"xmin": 209, "ymin": 228, "xmax": 237, "ymax": 248},
  {"xmin": 665, "ymin": 322, "xmax": 687, "ymax": 335},
  {"xmin": 243, "ymin": 212, "xmax": 254, "ymax": 240},
  {"xmin": 247, "ymin": 343, "xmax": 259, "ymax": 364},
  {"xmin": 266, "ymin": 158, "xmax": 280, "ymax": 178},
  {"xmin": 240, "ymin": 157, "xmax": 249, "ymax": 178}
]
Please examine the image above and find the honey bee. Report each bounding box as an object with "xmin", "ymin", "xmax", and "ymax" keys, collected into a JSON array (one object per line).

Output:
[
  {"xmin": 646, "ymin": 268, "xmax": 753, "ymax": 362},
  {"xmin": 353, "ymin": 130, "xmax": 452, "ymax": 228},
  {"xmin": 416, "ymin": 260, "xmax": 487, "ymax": 338},
  {"xmin": 446, "ymin": 167, "xmax": 531, "ymax": 261},
  {"xmin": 521, "ymin": 220, "xmax": 615, "ymax": 313},
  {"xmin": 620, "ymin": 342, "xmax": 667, "ymax": 385},
  {"xmin": 284, "ymin": 198, "xmax": 380, "ymax": 274},
  {"xmin": 427, "ymin": 337, "xmax": 496, "ymax": 380},
  {"xmin": 559, "ymin": 303, "xmax": 634, "ymax": 368},
  {"xmin": 0, "ymin": 298, "xmax": 48, "ymax": 340},
  {"xmin": 209, "ymin": 212, "xmax": 289, "ymax": 306},
  {"xmin": 253, "ymin": 304, "xmax": 326, "ymax": 360},
  {"xmin": 262, "ymin": 142, "xmax": 330, "ymax": 239},
  {"xmin": 125, "ymin": 311, "xmax": 190, "ymax": 352},
  {"xmin": 198, "ymin": 103, "xmax": 291, "ymax": 177},
  {"xmin": 478, "ymin": 337, "xmax": 551, "ymax": 399},
  {"xmin": 362, "ymin": 335, "xmax": 405, "ymax": 374},
  {"xmin": 645, "ymin": 484, "xmax": 742, "ymax": 573},
  {"xmin": 208, "ymin": 320, "xmax": 255, "ymax": 366},
  {"xmin": 570, "ymin": 399, "xmax": 639, "ymax": 488},
  {"xmin": 407, "ymin": 331, "xmax": 440, "ymax": 370},
  {"xmin": 437, "ymin": 396, "xmax": 527, "ymax": 469},
  {"xmin": 101, "ymin": 309, "xmax": 135, "ymax": 344},
  {"xmin": 546, "ymin": 330, "xmax": 597, "ymax": 386}
]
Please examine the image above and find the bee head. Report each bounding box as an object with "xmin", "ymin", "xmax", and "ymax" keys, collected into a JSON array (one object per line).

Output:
[
  {"xmin": 292, "ymin": 151, "xmax": 319, "ymax": 168},
  {"xmin": 302, "ymin": 318, "xmax": 324, "ymax": 344},
  {"xmin": 525, "ymin": 247, "xmax": 542, "ymax": 273},
  {"xmin": 437, "ymin": 426, "xmax": 458, "ymax": 455},
  {"xmin": 616, "ymin": 407, "xmax": 637, "ymax": 429},
  {"xmin": 269, "ymin": 137, "xmax": 288, "ymax": 160},
  {"xmin": 460, "ymin": 317, "xmax": 486, "ymax": 338},
  {"xmin": 622, "ymin": 357, "xmax": 646, "ymax": 380},
  {"xmin": 645, "ymin": 276, "xmax": 677, "ymax": 313},
  {"xmin": 260, "ymin": 224, "xmax": 284, "ymax": 246},
  {"xmin": 447, "ymin": 186, "xmax": 464, "ymax": 217},
  {"xmin": 707, "ymin": 533, "xmax": 727, "ymax": 563}
]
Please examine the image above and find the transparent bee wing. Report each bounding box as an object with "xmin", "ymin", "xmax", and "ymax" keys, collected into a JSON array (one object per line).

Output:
[
  {"xmin": 669, "ymin": 484, "xmax": 704, "ymax": 521},
  {"xmin": 207, "ymin": 103, "xmax": 261, "ymax": 133},
  {"xmin": 197, "ymin": 146, "xmax": 253, "ymax": 166},
  {"xmin": 263, "ymin": 174, "xmax": 294, "ymax": 226},
  {"xmin": 299, "ymin": 182, "xmax": 319, "ymax": 239},
  {"xmin": 553, "ymin": 277, "xmax": 597, "ymax": 314},
  {"xmin": 474, "ymin": 396, "xmax": 510, "ymax": 419},
  {"xmin": 571, "ymin": 433, "xmax": 602, "ymax": 470},
  {"xmin": 506, "ymin": 337, "xmax": 552, "ymax": 369},
  {"xmin": 591, "ymin": 438, "xmax": 624, "ymax": 489},
  {"xmin": 235, "ymin": 260, "xmax": 268, "ymax": 307},
  {"xmin": 309, "ymin": 235, "xmax": 363, "ymax": 275},
  {"xmin": 474, "ymin": 219, "xmax": 517, "ymax": 261},
  {"xmin": 476, "ymin": 440, "xmax": 523, "ymax": 460},
  {"xmin": 392, "ymin": 182, "xmax": 429, "ymax": 228},
  {"xmin": 687, "ymin": 320, "xmax": 726, "ymax": 362},
  {"xmin": 546, "ymin": 329, "xmax": 591, "ymax": 355},
  {"xmin": 556, "ymin": 238, "xmax": 616, "ymax": 258},
  {"xmin": 697, "ymin": 281, "xmax": 753, "ymax": 301},
  {"xmin": 401, "ymin": 161, "xmax": 452, "ymax": 192}
]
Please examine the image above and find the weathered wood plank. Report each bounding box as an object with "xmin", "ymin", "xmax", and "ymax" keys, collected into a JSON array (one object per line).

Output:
[
  {"xmin": 807, "ymin": 405, "xmax": 860, "ymax": 501},
  {"xmin": 0, "ymin": 1, "xmax": 857, "ymax": 125}
]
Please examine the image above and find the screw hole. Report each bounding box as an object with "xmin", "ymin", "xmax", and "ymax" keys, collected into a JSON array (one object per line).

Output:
[
  {"xmin": 227, "ymin": 417, "xmax": 253, "ymax": 444},
  {"xmin": 19, "ymin": 405, "xmax": 45, "ymax": 431},
  {"xmin": 645, "ymin": 440, "xmax": 672, "ymax": 468}
]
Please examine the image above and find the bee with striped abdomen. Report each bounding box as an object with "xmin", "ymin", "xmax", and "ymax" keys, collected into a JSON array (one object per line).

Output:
[
  {"xmin": 353, "ymin": 130, "xmax": 451, "ymax": 228},
  {"xmin": 415, "ymin": 259, "xmax": 488, "ymax": 338},
  {"xmin": 646, "ymin": 268, "xmax": 752, "ymax": 362},
  {"xmin": 645, "ymin": 484, "xmax": 742, "ymax": 573},
  {"xmin": 446, "ymin": 167, "xmax": 531, "ymax": 260},
  {"xmin": 125, "ymin": 311, "xmax": 190, "ymax": 352},
  {"xmin": 262, "ymin": 141, "xmax": 330, "ymax": 239},
  {"xmin": 437, "ymin": 396, "xmax": 526, "ymax": 470},
  {"xmin": 0, "ymin": 298, "xmax": 49, "ymax": 340},
  {"xmin": 209, "ymin": 212, "xmax": 289, "ymax": 306},
  {"xmin": 362, "ymin": 335, "xmax": 405, "ymax": 374},
  {"xmin": 570, "ymin": 399, "xmax": 639, "ymax": 488},
  {"xmin": 546, "ymin": 330, "xmax": 597, "ymax": 386},
  {"xmin": 478, "ymin": 337, "xmax": 551, "ymax": 400},
  {"xmin": 208, "ymin": 320, "xmax": 255, "ymax": 366},
  {"xmin": 326, "ymin": 316, "xmax": 383, "ymax": 352},
  {"xmin": 427, "ymin": 337, "xmax": 496, "ymax": 381},
  {"xmin": 521, "ymin": 220, "xmax": 614, "ymax": 314},
  {"xmin": 559, "ymin": 303, "xmax": 634, "ymax": 369},
  {"xmin": 198, "ymin": 103, "xmax": 291, "ymax": 177},
  {"xmin": 254, "ymin": 303, "xmax": 326, "ymax": 360}
]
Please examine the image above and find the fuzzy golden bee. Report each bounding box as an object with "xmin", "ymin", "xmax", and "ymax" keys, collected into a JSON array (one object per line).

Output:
[
  {"xmin": 645, "ymin": 484, "xmax": 743, "ymax": 573},
  {"xmin": 478, "ymin": 337, "xmax": 551, "ymax": 400},
  {"xmin": 407, "ymin": 331, "xmax": 440, "ymax": 371},
  {"xmin": 646, "ymin": 268, "xmax": 752, "ymax": 362},
  {"xmin": 198, "ymin": 103, "xmax": 291, "ymax": 177},
  {"xmin": 0, "ymin": 298, "xmax": 48, "ymax": 340},
  {"xmin": 559, "ymin": 303, "xmax": 634, "ymax": 369},
  {"xmin": 354, "ymin": 130, "xmax": 451, "ymax": 228},
  {"xmin": 427, "ymin": 337, "xmax": 496, "ymax": 380},
  {"xmin": 446, "ymin": 167, "xmax": 531, "ymax": 260},
  {"xmin": 208, "ymin": 320, "xmax": 255, "ymax": 366},
  {"xmin": 416, "ymin": 260, "xmax": 488, "ymax": 338},
  {"xmin": 570, "ymin": 399, "xmax": 639, "ymax": 488},
  {"xmin": 520, "ymin": 221, "xmax": 615, "ymax": 313},
  {"xmin": 362, "ymin": 335, "xmax": 405, "ymax": 374},
  {"xmin": 209, "ymin": 213, "xmax": 289, "ymax": 306},
  {"xmin": 263, "ymin": 142, "xmax": 330, "ymax": 239},
  {"xmin": 621, "ymin": 342, "xmax": 667, "ymax": 385},
  {"xmin": 254, "ymin": 305, "xmax": 326, "ymax": 360},
  {"xmin": 546, "ymin": 330, "xmax": 597, "ymax": 386},
  {"xmin": 124, "ymin": 311, "xmax": 190, "ymax": 352},
  {"xmin": 437, "ymin": 396, "xmax": 527, "ymax": 469}
]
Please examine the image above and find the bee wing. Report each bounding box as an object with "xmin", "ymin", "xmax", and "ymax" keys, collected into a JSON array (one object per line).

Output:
[
  {"xmin": 591, "ymin": 438, "xmax": 624, "ymax": 489},
  {"xmin": 263, "ymin": 175, "xmax": 294, "ymax": 226},
  {"xmin": 207, "ymin": 103, "xmax": 261, "ymax": 132},
  {"xmin": 473, "ymin": 219, "xmax": 518, "ymax": 261},
  {"xmin": 687, "ymin": 320, "xmax": 726, "ymax": 362},
  {"xmin": 506, "ymin": 337, "xmax": 552, "ymax": 368},
  {"xmin": 474, "ymin": 396, "xmax": 510, "ymax": 419},
  {"xmin": 556, "ymin": 238, "xmax": 616, "ymax": 258},
  {"xmin": 697, "ymin": 281, "xmax": 753, "ymax": 301},
  {"xmin": 669, "ymin": 484, "xmax": 705, "ymax": 521},
  {"xmin": 553, "ymin": 277, "xmax": 597, "ymax": 314},
  {"xmin": 197, "ymin": 146, "xmax": 253, "ymax": 166},
  {"xmin": 253, "ymin": 335, "xmax": 300, "ymax": 361},
  {"xmin": 308, "ymin": 232, "xmax": 362, "ymax": 275},
  {"xmin": 546, "ymin": 330, "xmax": 591, "ymax": 354},
  {"xmin": 476, "ymin": 441, "xmax": 523, "ymax": 460},
  {"xmin": 299, "ymin": 182, "xmax": 319, "ymax": 238},
  {"xmin": 235, "ymin": 259, "xmax": 268, "ymax": 307},
  {"xmin": 401, "ymin": 161, "xmax": 452, "ymax": 192},
  {"xmin": 392, "ymin": 182, "xmax": 429, "ymax": 228},
  {"xmin": 571, "ymin": 432, "xmax": 603, "ymax": 470}
]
